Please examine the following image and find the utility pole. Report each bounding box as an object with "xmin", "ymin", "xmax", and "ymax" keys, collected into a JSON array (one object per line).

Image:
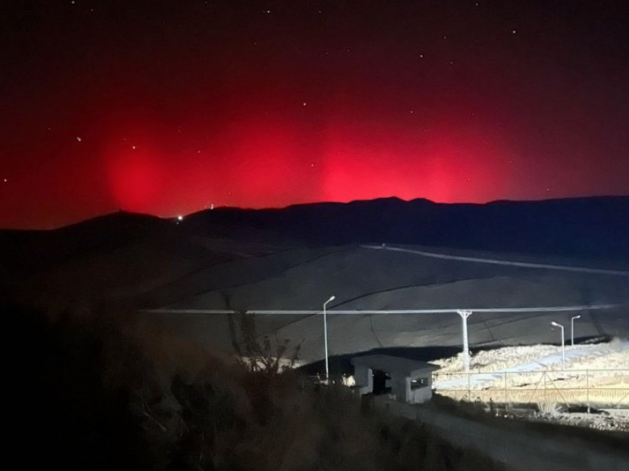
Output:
[
  {"xmin": 551, "ymin": 321, "xmax": 565, "ymax": 370},
  {"xmin": 571, "ymin": 315, "xmax": 581, "ymax": 347},
  {"xmin": 457, "ymin": 310, "xmax": 473, "ymax": 372},
  {"xmin": 323, "ymin": 295, "xmax": 335, "ymax": 382}
]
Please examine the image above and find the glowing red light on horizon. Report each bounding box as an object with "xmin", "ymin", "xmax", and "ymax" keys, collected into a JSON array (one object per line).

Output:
[{"xmin": 104, "ymin": 138, "xmax": 166, "ymax": 213}]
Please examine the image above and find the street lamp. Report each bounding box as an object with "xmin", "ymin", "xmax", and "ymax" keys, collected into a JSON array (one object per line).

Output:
[
  {"xmin": 323, "ymin": 295, "xmax": 335, "ymax": 381},
  {"xmin": 551, "ymin": 321, "xmax": 565, "ymax": 370},
  {"xmin": 457, "ymin": 310, "xmax": 473, "ymax": 372},
  {"xmin": 571, "ymin": 315, "xmax": 581, "ymax": 347}
]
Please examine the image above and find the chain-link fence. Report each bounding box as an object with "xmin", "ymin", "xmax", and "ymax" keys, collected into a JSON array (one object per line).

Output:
[{"xmin": 434, "ymin": 369, "xmax": 629, "ymax": 410}]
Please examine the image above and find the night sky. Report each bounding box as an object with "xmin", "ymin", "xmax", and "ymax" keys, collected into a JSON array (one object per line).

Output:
[{"xmin": 1, "ymin": 0, "xmax": 628, "ymax": 228}]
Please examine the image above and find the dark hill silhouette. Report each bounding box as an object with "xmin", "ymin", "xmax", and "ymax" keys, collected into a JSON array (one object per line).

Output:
[
  {"xmin": 0, "ymin": 211, "xmax": 172, "ymax": 270},
  {"xmin": 183, "ymin": 196, "xmax": 629, "ymax": 262},
  {"xmin": 2, "ymin": 197, "xmax": 628, "ymax": 268}
]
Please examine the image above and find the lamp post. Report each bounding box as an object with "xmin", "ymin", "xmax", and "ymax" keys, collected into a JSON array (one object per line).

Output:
[
  {"xmin": 551, "ymin": 321, "xmax": 565, "ymax": 370},
  {"xmin": 457, "ymin": 310, "xmax": 473, "ymax": 372},
  {"xmin": 571, "ymin": 315, "xmax": 581, "ymax": 347},
  {"xmin": 323, "ymin": 295, "xmax": 335, "ymax": 381}
]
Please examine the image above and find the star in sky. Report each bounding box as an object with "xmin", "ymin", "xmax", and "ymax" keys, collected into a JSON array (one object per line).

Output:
[{"xmin": 0, "ymin": 0, "xmax": 627, "ymax": 228}]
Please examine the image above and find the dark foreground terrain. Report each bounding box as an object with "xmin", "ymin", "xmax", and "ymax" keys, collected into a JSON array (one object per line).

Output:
[
  {"xmin": 9, "ymin": 304, "xmax": 506, "ymax": 471},
  {"xmin": 4, "ymin": 197, "xmax": 628, "ymax": 470}
]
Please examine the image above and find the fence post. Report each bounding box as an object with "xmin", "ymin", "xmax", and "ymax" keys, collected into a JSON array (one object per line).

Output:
[
  {"xmin": 586, "ymin": 369, "xmax": 590, "ymax": 414},
  {"xmin": 467, "ymin": 372, "xmax": 471, "ymax": 401},
  {"xmin": 543, "ymin": 371, "xmax": 548, "ymax": 408},
  {"xmin": 504, "ymin": 372, "xmax": 508, "ymax": 412}
]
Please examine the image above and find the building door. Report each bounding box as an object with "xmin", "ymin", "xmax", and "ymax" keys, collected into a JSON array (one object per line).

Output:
[{"xmin": 372, "ymin": 370, "xmax": 391, "ymax": 395}]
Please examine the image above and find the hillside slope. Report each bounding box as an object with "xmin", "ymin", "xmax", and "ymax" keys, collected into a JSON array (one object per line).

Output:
[{"xmin": 2, "ymin": 197, "xmax": 627, "ymax": 365}]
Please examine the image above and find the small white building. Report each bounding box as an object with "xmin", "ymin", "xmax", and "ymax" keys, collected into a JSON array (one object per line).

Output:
[{"xmin": 351, "ymin": 354, "xmax": 440, "ymax": 404}]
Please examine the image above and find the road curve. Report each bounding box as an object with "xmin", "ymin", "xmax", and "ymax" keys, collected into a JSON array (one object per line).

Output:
[{"xmin": 361, "ymin": 244, "xmax": 629, "ymax": 277}]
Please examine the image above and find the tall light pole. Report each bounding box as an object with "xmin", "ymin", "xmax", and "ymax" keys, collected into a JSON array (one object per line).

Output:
[
  {"xmin": 551, "ymin": 321, "xmax": 565, "ymax": 370},
  {"xmin": 571, "ymin": 315, "xmax": 581, "ymax": 347},
  {"xmin": 323, "ymin": 295, "xmax": 335, "ymax": 381},
  {"xmin": 457, "ymin": 310, "xmax": 473, "ymax": 372}
]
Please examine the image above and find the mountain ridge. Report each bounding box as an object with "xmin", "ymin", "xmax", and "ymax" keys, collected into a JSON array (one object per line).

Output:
[{"xmin": 2, "ymin": 196, "xmax": 628, "ymax": 263}]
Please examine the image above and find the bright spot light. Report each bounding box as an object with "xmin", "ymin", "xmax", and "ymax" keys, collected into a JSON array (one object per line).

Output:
[{"xmin": 177, "ymin": 215, "xmax": 184, "ymax": 221}]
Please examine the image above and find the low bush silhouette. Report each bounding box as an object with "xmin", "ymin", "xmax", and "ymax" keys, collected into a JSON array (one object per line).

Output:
[{"xmin": 8, "ymin": 304, "xmax": 504, "ymax": 471}]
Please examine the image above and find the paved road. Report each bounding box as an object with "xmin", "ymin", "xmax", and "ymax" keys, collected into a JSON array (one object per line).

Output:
[
  {"xmin": 380, "ymin": 398, "xmax": 629, "ymax": 471},
  {"xmin": 361, "ymin": 244, "xmax": 629, "ymax": 277}
]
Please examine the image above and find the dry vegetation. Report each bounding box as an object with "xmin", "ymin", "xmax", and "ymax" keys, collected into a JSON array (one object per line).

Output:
[{"xmin": 9, "ymin": 303, "xmax": 505, "ymax": 471}]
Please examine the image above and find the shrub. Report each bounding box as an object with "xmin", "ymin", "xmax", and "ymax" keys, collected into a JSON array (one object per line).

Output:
[
  {"xmin": 9, "ymin": 304, "xmax": 505, "ymax": 471},
  {"xmin": 228, "ymin": 311, "xmax": 302, "ymax": 376}
]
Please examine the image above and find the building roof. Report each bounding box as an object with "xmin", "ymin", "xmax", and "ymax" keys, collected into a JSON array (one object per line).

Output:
[{"xmin": 351, "ymin": 354, "xmax": 441, "ymax": 377}]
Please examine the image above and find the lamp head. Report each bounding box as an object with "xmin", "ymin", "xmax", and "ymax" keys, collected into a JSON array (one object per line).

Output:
[
  {"xmin": 551, "ymin": 321, "xmax": 560, "ymax": 327},
  {"xmin": 327, "ymin": 295, "xmax": 336, "ymax": 302},
  {"xmin": 573, "ymin": 315, "xmax": 581, "ymax": 319}
]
